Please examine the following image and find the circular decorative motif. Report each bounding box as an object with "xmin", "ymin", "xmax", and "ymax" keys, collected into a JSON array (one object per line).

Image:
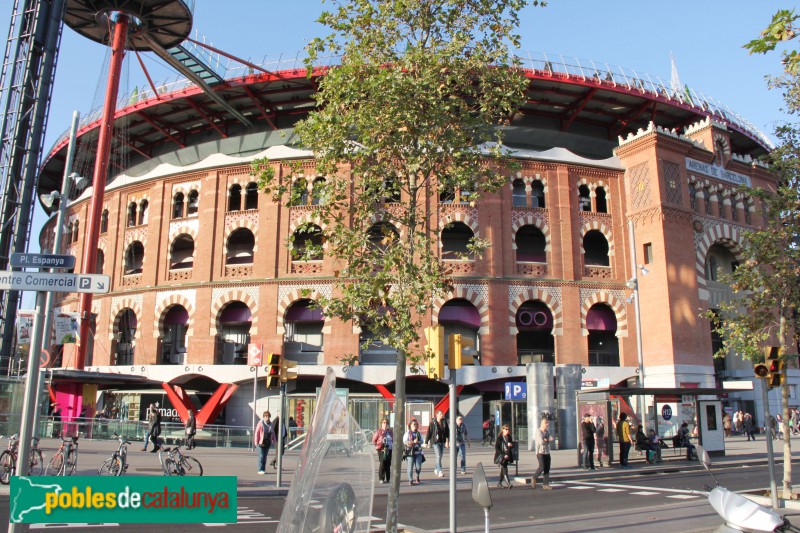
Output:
[{"xmin": 693, "ymin": 220, "xmax": 704, "ymax": 233}]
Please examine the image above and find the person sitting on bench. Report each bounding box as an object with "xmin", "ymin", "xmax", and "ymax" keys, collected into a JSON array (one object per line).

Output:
[{"xmin": 677, "ymin": 422, "xmax": 696, "ymax": 460}]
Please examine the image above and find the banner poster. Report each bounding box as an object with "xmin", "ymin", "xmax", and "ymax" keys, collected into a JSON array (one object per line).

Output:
[
  {"xmin": 16, "ymin": 311, "xmax": 34, "ymax": 345},
  {"xmin": 54, "ymin": 312, "xmax": 79, "ymax": 344}
]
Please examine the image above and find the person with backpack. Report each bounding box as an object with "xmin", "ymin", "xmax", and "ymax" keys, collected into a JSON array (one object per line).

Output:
[
  {"xmin": 404, "ymin": 419, "xmax": 424, "ymax": 486},
  {"xmin": 254, "ymin": 411, "xmax": 274, "ymax": 475}
]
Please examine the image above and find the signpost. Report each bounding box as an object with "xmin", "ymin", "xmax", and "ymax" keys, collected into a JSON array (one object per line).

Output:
[
  {"xmin": 11, "ymin": 257, "xmax": 110, "ymax": 494},
  {"xmin": 248, "ymin": 343, "xmax": 263, "ymax": 451}
]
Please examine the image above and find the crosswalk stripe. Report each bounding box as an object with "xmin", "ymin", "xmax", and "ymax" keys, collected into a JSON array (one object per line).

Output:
[
  {"xmin": 630, "ymin": 491, "xmax": 659, "ymax": 495},
  {"xmin": 597, "ymin": 488, "xmax": 626, "ymax": 492},
  {"xmin": 666, "ymin": 494, "xmax": 699, "ymax": 499}
]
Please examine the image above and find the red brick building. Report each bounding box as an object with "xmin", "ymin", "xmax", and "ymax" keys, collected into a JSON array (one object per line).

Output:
[{"xmin": 37, "ymin": 57, "xmax": 777, "ymax": 431}]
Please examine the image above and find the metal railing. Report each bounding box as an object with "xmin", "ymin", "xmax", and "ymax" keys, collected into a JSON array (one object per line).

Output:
[{"xmin": 46, "ymin": 50, "xmax": 773, "ymax": 154}]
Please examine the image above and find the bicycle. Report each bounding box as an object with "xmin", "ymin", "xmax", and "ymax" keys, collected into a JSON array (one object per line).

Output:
[
  {"xmin": 46, "ymin": 436, "xmax": 79, "ymax": 476},
  {"xmin": 0, "ymin": 435, "xmax": 44, "ymax": 484},
  {"xmin": 158, "ymin": 441, "xmax": 203, "ymax": 476},
  {"xmin": 99, "ymin": 433, "xmax": 130, "ymax": 476}
]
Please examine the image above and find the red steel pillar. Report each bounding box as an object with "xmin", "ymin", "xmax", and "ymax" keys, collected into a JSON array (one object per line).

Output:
[{"xmin": 76, "ymin": 14, "xmax": 129, "ymax": 369}]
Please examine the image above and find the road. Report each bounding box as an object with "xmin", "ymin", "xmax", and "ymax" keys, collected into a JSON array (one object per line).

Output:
[{"xmin": 1, "ymin": 462, "xmax": 793, "ymax": 532}]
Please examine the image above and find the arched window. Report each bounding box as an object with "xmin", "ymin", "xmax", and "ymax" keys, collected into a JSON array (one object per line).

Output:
[
  {"xmin": 226, "ymin": 228, "xmax": 255, "ymax": 265},
  {"xmin": 216, "ymin": 301, "xmax": 251, "ymax": 364},
  {"xmin": 292, "ymin": 225, "xmax": 324, "ymax": 261},
  {"xmin": 138, "ymin": 200, "xmax": 148, "ymax": 225},
  {"xmin": 71, "ymin": 220, "xmax": 79, "ymax": 244},
  {"xmin": 228, "ymin": 185, "xmax": 242, "ymax": 212},
  {"xmin": 441, "ymin": 222, "xmax": 474, "ymax": 260},
  {"xmin": 595, "ymin": 187, "xmax": 607, "ymax": 213},
  {"xmin": 587, "ymin": 303, "xmax": 619, "ymax": 366},
  {"xmin": 531, "ymin": 180, "xmax": 546, "ymax": 208},
  {"xmin": 383, "ymin": 177, "xmax": 401, "ymax": 203},
  {"xmin": 127, "ymin": 202, "xmax": 137, "ymax": 227},
  {"xmin": 169, "ymin": 234, "xmax": 195, "ymax": 270},
  {"xmin": 124, "ymin": 241, "xmax": 145, "ymax": 274},
  {"xmin": 100, "ymin": 210, "xmax": 109, "ymax": 233},
  {"xmin": 578, "ymin": 185, "xmax": 591, "ymax": 211},
  {"xmin": 745, "ymin": 199, "xmax": 752, "ymax": 225},
  {"xmin": 515, "ymin": 225, "xmax": 546, "ymax": 262},
  {"xmin": 688, "ymin": 183, "xmax": 697, "ymax": 211},
  {"xmin": 705, "ymin": 243, "xmax": 738, "ymax": 282},
  {"xmin": 516, "ymin": 300, "xmax": 554, "ymax": 364},
  {"xmin": 283, "ymin": 299, "xmax": 324, "ymax": 364},
  {"xmin": 187, "ymin": 190, "xmax": 199, "ymax": 215},
  {"xmin": 291, "ymin": 180, "xmax": 308, "ymax": 206},
  {"xmin": 311, "ymin": 177, "xmax": 326, "ymax": 205},
  {"xmin": 244, "ymin": 182, "xmax": 258, "ymax": 210},
  {"xmin": 716, "ymin": 193, "xmax": 725, "ymax": 219},
  {"xmin": 367, "ymin": 222, "xmax": 399, "ymax": 253},
  {"xmin": 160, "ymin": 305, "xmax": 189, "ymax": 365},
  {"xmin": 583, "ymin": 230, "xmax": 610, "ymax": 266},
  {"xmin": 112, "ymin": 309, "xmax": 137, "ymax": 366},
  {"xmin": 439, "ymin": 299, "xmax": 481, "ymax": 366},
  {"xmin": 512, "ymin": 179, "xmax": 526, "ymax": 208},
  {"xmin": 172, "ymin": 193, "xmax": 185, "ymax": 219},
  {"xmin": 439, "ymin": 185, "xmax": 455, "ymax": 204},
  {"xmin": 96, "ymin": 249, "xmax": 105, "ymax": 274}
]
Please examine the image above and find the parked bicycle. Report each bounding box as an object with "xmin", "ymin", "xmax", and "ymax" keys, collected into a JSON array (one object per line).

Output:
[
  {"xmin": 0, "ymin": 435, "xmax": 44, "ymax": 484},
  {"xmin": 46, "ymin": 436, "xmax": 79, "ymax": 476},
  {"xmin": 158, "ymin": 441, "xmax": 202, "ymax": 476},
  {"xmin": 99, "ymin": 433, "xmax": 130, "ymax": 476}
]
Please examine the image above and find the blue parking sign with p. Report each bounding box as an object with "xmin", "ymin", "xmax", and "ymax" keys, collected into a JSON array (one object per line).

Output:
[{"xmin": 504, "ymin": 382, "xmax": 527, "ymax": 400}]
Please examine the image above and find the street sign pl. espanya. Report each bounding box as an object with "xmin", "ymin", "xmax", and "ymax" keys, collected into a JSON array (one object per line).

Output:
[
  {"xmin": 10, "ymin": 252, "xmax": 75, "ymax": 269},
  {"xmin": 0, "ymin": 271, "xmax": 110, "ymax": 294}
]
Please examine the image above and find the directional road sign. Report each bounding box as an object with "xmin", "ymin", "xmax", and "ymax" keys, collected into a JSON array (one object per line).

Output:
[
  {"xmin": 10, "ymin": 253, "xmax": 75, "ymax": 269},
  {"xmin": 0, "ymin": 271, "xmax": 110, "ymax": 294}
]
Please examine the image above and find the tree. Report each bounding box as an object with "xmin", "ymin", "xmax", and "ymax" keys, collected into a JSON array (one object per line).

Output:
[
  {"xmin": 253, "ymin": 0, "xmax": 541, "ymax": 529},
  {"xmin": 709, "ymin": 10, "xmax": 800, "ymax": 499}
]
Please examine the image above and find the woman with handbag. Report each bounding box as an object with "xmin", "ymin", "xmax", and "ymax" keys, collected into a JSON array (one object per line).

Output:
[
  {"xmin": 404, "ymin": 419, "xmax": 424, "ymax": 486},
  {"xmin": 373, "ymin": 418, "xmax": 393, "ymax": 483},
  {"xmin": 494, "ymin": 424, "xmax": 514, "ymax": 489}
]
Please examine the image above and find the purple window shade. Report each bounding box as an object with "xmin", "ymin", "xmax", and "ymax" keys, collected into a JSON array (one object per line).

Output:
[
  {"xmin": 164, "ymin": 306, "xmax": 189, "ymax": 325},
  {"xmin": 586, "ymin": 305, "xmax": 617, "ymax": 331},
  {"xmin": 220, "ymin": 304, "xmax": 252, "ymax": 324},
  {"xmin": 438, "ymin": 304, "xmax": 481, "ymax": 328},
  {"xmin": 285, "ymin": 305, "xmax": 324, "ymax": 322}
]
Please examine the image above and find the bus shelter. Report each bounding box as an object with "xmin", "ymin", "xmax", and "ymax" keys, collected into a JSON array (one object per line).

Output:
[{"xmin": 576, "ymin": 387, "xmax": 727, "ymax": 466}]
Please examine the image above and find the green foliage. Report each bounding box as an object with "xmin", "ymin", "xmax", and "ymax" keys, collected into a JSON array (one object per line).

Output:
[{"xmin": 745, "ymin": 9, "xmax": 800, "ymax": 74}]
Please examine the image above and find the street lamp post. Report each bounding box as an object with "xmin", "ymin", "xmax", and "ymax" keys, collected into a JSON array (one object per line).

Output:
[{"xmin": 627, "ymin": 220, "xmax": 648, "ymax": 431}]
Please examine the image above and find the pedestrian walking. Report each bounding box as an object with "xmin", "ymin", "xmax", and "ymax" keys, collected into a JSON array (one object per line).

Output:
[
  {"xmin": 141, "ymin": 403, "xmax": 154, "ymax": 451},
  {"xmin": 425, "ymin": 410, "xmax": 449, "ymax": 478},
  {"xmin": 494, "ymin": 424, "xmax": 514, "ymax": 489},
  {"xmin": 595, "ymin": 416, "xmax": 607, "ymax": 467},
  {"xmin": 723, "ymin": 413, "xmax": 731, "ymax": 438},
  {"xmin": 580, "ymin": 413, "xmax": 596, "ymax": 470},
  {"xmin": 404, "ymin": 419, "xmax": 424, "ymax": 486},
  {"xmin": 270, "ymin": 415, "xmax": 288, "ymax": 469},
  {"xmin": 185, "ymin": 410, "xmax": 196, "ymax": 450},
  {"xmin": 373, "ymin": 418, "xmax": 393, "ymax": 484},
  {"xmin": 744, "ymin": 412, "xmax": 756, "ymax": 441},
  {"xmin": 148, "ymin": 404, "xmax": 162, "ymax": 452},
  {"xmin": 288, "ymin": 416, "xmax": 297, "ymax": 440},
  {"xmin": 254, "ymin": 411, "xmax": 274, "ymax": 475},
  {"xmin": 531, "ymin": 417, "xmax": 553, "ymax": 490},
  {"xmin": 455, "ymin": 415, "xmax": 470, "ymax": 474},
  {"xmin": 616, "ymin": 412, "xmax": 633, "ymax": 468},
  {"xmin": 482, "ymin": 419, "xmax": 494, "ymax": 445}
]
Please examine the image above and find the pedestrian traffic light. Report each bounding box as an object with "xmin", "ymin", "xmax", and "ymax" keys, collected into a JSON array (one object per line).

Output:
[
  {"xmin": 424, "ymin": 325, "xmax": 445, "ymax": 380},
  {"xmin": 266, "ymin": 353, "xmax": 281, "ymax": 389},
  {"xmin": 281, "ymin": 358, "xmax": 298, "ymax": 382},
  {"xmin": 448, "ymin": 334, "xmax": 475, "ymax": 370}
]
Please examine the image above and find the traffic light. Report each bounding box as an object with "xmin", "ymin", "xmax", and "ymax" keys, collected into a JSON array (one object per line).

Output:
[
  {"xmin": 266, "ymin": 353, "xmax": 281, "ymax": 389},
  {"xmin": 424, "ymin": 325, "xmax": 445, "ymax": 380},
  {"xmin": 281, "ymin": 358, "xmax": 298, "ymax": 382},
  {"xmin": 765, "ymin": 346, "xmax": 784, "ymax": 389},
  {"xmin": 447, "ymin": 334, "xmax": 475, "ymax": 370}
]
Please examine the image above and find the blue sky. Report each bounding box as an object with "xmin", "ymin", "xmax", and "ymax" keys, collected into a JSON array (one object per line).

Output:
[{"xmin": 1, "ymin": 0, "xmax": 792, "ymax": 261}]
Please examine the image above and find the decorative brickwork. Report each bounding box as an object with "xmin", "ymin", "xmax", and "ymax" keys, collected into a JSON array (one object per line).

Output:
[
  {"xmin": 693, "ymin": 220, "xmax": 745, "ymax": 301},
  {"xmin": 224, "ymin": 211, "xmax": 259, "ymax": 235},
  {"xmin": 510, "ymin": 211, "xmax": 551, "ymax": 252},
  {"xmin": 578, "ymin": 290, "xmax": 628, "ymax": 337},
  {"xmin": 443, "ymin": 259, "xmax": 476, "ymax": 275},
  {"xmin": 515, "ymin": 262, "xmax": 547, "ymax": 277},
  {"xmin": 153, "ymin": 290, "xmax": 196, "ymax": 337},
  {"xmin": 663, "ymin": 160, "xmax": 682, "ymax": 206},
  {"xmin": 507, "ymin": 286, "xmax": 563, "ymax": 335},
  {"xmin": 275, "ymin": 286, "xmax": 333, "ymax": 335},
  {"xmin": 440, "ymin": 204, "xmax": 479, "ymax": 235},
  {"xmin": 290, "ymin": 261, "xmax": 324, "ymax": 275},
  {"xmin": 224, "ymin": 265, "xmax": 253, "ymax": 278},
  {"xmin": 121, "ymin": 274, "xmax": 142, "ymax": 288},
  {"xmin": 123, "ymin": 226, "xmax": 148, "ymax": 248},
  {"xmin": 168, "ymin": 219, "xmax": 199, "ymax": 241},
  {"xmin": 583, "ymin": 265, "xmax": 613, "ymax": 280},
  {"xmin": 433, "ymin": 283, "xmax": 490, "ymax": 334},
  {"xmin": 167, "ymin": 269, "xmax": 193, "ymax": 281},
  {"xmin": 629, "ymin": 162, "xmax": 651, "ymax": 210},
  {"xmin": 209, "ymin": 287, "xmax": 260, "ymax": 336}
]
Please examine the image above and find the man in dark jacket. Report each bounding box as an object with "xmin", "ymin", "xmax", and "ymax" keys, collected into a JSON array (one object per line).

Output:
[
  {"xmin": 148, "ymin": 404, "xmax": 162, "ymax": 452},
  {"xmin": 425, "ymin": 410, "xmax": 449, "ymax": 477},
  {"xmin": 580, "ymin": 413, "xmax": 596, "ymax": 470}
]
